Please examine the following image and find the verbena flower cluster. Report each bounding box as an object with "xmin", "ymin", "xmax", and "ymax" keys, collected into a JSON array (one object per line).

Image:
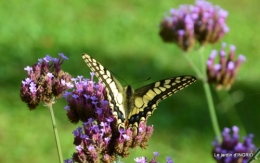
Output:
[
  {"xmin": 206, "ymin": 43, "xmax": 246, "ymax": 90},
  {"xmin": 134, "ymin": 152, "xmax": 174, "ymax": 163},
  {"xmin": 63, "ymin": 75, "xmax": 154, "ymax": 163},
  {"xmin": 159, "ymin": 0, "xmax": 229, "ymax": 51},
  {"xmin": 212, "ymin": 126, "xmax": 256, "ymax": 163},
  {"xmin": 20, "ymin": 53, "xmax": 72, "ymax": 109}
]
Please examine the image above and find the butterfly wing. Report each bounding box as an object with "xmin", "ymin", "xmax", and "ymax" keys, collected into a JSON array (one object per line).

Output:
[
  {"xmin": 82, "ymin": 54, "xmax": 127, "ymax": 126},
  {"xmin": 127, "ymin": 76, "xmax": 196, "ymax": 129}
]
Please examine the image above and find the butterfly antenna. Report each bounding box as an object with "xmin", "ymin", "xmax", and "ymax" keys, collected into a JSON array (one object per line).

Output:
[{"xmin": 110, "ymin": 71, "xmax": 129, "ymax": 85}]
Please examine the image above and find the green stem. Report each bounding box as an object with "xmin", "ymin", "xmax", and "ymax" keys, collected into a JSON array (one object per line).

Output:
[
  {"xmin": 199, "ymin": 48, "xmax": 221, "ymax": 141},
  {"xmin": 46, "ymin": 100, "xmax": 63, "ymax": 163},
  {"xmin": 184, "ymin": 48, "xmax": 222, "ymax": 141},
  {"xmin": 114, "ymin": 156, "xmax": 121, "ymax": 163},
  {"xmin": 202, "ymin": 81, "xmax": 222, "ymax": 141},
  {"xmin": 248, "ymin": 148, "xmax": 260, "ymax": 163}
]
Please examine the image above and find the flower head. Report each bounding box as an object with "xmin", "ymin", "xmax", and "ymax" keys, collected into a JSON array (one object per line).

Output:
[
  {"xmin": 20, "ymin": 53, "xmax": 72, "ymax": 109},
  {"xmin": 64, "ymin": 74, "xmax": 154, "ymax": 163},
  {"xmin": 134, "ymin": 152, "xmax": 174, "ymax": 163},
  {"xmin": 212, "ymin": 126, "xmax": 257, "ymax": 163},
  {"xmin": 206, "ymin": 43, "xmax": 246, "ymax": 90},
  {"xmin": 159, "ymin": 0, "xmax": 228, "ymax": 51}
]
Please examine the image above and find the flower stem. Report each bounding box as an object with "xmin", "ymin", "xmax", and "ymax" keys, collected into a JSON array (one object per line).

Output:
[
  {"xmin": 199, "ymin": 48, "xmax": 221, "ymax": 141},
  {"xmin": 202, "ymin": 81, "xmax": 222, "ymax": 141},
  {"xmin": 248, "ymin": 148, "xmax": 260, "ymax": 163},
  {"xmin": 46, "ymin": 100, "xmax": 63, "ymax": 163},
  {"xmin": 183, "ymin": 48, "xmax": 221, "ymax": 141},
  {"xmin": 114, "ymin": 156, "xmax": 121, "ymax": 163}
]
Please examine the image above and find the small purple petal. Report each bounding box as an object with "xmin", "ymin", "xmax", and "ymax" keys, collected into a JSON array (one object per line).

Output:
[
  {"xmin": 73, "ymin": 127, "xmax": 82, "ymax": 137},
  {"xmin": 60, "ymin": 79, "xmax": 66, "ymax": 85},
  {"xmin": 153, "ymin": 151, "xmax": 159, "ymax": 156},
  {"xmin": 96, "ymin": 108, "xmax": 103, "ymax": 115},
  {"xmin": 76, "ymin": 145, "xmax": 83, "ymax": 152},
  {"xmin": 178, "ymin": 30, "xmax": 185, "ymax": 36},
  {"xmin": 207, "ymin": 60, "xmax": 212, "ymax": 66},
  {"xmin": 227, "ymin": 62, "xmax": 235, "ymax": 70},
  {"xmin": 104, "ymin": 137, "xmax": 111, "ymax": 143},
  {"xmin": 22, "ymin": 78, "xmax": 32, "ymax": 85},
  {"xmin": 238, "ymin": 55, "xmax": 246, "ymax": 62},
  {"xmin": 122, "ymin": 134, "xmax": 130, "ymax": 140},
  {"xmin": 210, "ymin": 50, "xmax": 217, "ymax": 59},
  {"xmin": 59, "ymin": 53, "xmax": 68, "ymax": 60},
  {"xmin": 72, "ymin": 94, "xmax": 79, "ymax": 99},
  {"xmin": 100, "ymin": 122, "xmax": 107, "ymax": 127},
  {"xmin": 71, "ymin": 78, "xmax": 78, "ymax": 82},
  {"xmin": 64, "ymin": 105, "xmax": 70, "ymax": 110},
  {"xmin": 77, "ymin": 76, "xmax": 83, "ymax": 82},
  {"xmin": 52, "ymin": 58, "xmax": 59, "ymax": 63},
  {"xmin": 88, "ymin": 145, "xmax": 95, "ymax": 152},
  {"xmin": 134, "ymin": 156, "xmax": 146, "ymax": 163},
  {"xmin": 106, "ymin": 117, "xmax": 114, "ymax": 123},
  {"xmin": 44, "ymin": 55, "xmax": 52, "ymax": 62},
  {"xmin": 90, "ymin": 72, "xmax": 95, "ymax": 80},
  {"xmin": 64, "ymin": 159, "xmax": 74, "ymax": 163},
  {"xmin": 24, "ymin": 66, "xmax": 33, "ymax": 72},
  {"xmin": 47, "ymin": 72, "xmax": 54, "ymax": 78},
  {"xmin": 219, "ymin": 9, "xmax": 228, "ymax": 18},
  {"xmin": 29, "ymin": 82, "xmax": 37, "ymax": 93},
  {"xmin": 232, "ymin": 126, "xmax": 239, "ymax": 134},
  {"xmin": 166, "ymin": 157, "xmax": 174, "ymax": 163},
  {"xmin": 214, "ymin": 64, "xmax": 221, "ymax": 71},
  {"xmin": 220, "ymin": 50, "xmax": 226, "ymax": 56},
  {"xmin": 63, "ymin": 91, "xmax": 71, "ymax": 99},
  {"xmin": 66, "ymin": 82, "xmax": 74, "ymax": 88},
  {"xmin": 221, "ymin": 42, "xmax": 227, "ymax": 48},
  {"xmin": 230, "ymin": 45, "xmax": 236, "ymax": 52}
]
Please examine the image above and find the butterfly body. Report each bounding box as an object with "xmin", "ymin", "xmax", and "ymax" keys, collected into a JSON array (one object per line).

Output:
[{"xmin": 82, "ymin": 54, "xmax": 196, "ymax": 131}]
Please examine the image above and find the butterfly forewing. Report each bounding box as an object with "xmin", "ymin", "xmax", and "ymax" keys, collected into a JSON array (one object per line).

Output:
[
  {"xmin": 127, "ymin": 76, "xmax": 196, "ymax": 128},
  {"xmin": 82, "ymin": 54, "xmax": 127, "ymax": 126}
]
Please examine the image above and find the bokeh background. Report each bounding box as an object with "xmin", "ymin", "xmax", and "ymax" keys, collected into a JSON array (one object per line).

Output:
[{"xmin": 1, "ymin": 0, "xmax": 260, "ymax": 162}]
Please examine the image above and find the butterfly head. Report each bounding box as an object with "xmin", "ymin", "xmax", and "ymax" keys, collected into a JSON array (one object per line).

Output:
[{"xmin": 124, "ymin": 85, "xmax": 134, "ymax": 99}]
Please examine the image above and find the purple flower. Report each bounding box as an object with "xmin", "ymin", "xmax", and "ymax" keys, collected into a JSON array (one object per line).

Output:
[
  {"xmin": 159, "ymin": 0, "xmax": 228, "ymax": 51},
  {"xmin": 64, "ymin": 74, "xmax": 154, "ymax": 163},
  {"xmin": 20, "ymin": 53, "xmax": 72, "ymax": 109},
  {"xmin": 64, "ymin": 159, "xmax": 73, "ymax": 163},
  {"xmin": 134, "ymin": 152, "xmax": 174, "ymax": 163},
  {"xmin": 206, "ymin": 43, "xmax": 246, "ymax": 90},
  {"xmin": 166, "ymin": 157, "xmax": 174, "ymax": 163},
  {"xmin": 134, "ymin": 156, "xmax": 147, "ymax": 163},
  {"xmin": 212, "ymin": 126, "xmax": 257, "ymax": 163}
]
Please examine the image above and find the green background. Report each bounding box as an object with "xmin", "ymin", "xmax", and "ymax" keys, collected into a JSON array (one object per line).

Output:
[{"xmin": 1, "ymin": 0, "xmax": 260, "ymax": 162}]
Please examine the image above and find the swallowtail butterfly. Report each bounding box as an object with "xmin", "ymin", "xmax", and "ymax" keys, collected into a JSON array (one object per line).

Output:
[{"xmin": 82, "ymin": 54, "xmax": 196, "ymax": 132}]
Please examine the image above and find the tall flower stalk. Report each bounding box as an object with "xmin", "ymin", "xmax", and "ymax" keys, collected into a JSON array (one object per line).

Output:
[
  {"xmin": 20, "ymin": 53, "xmax": 73, "ymax": 163},
  {"xmin": 159, "ymin": 0, "xmax": 246, "ymax": 144},
  {"xmin": 160, "ymin": 0, "xmax": 229, "ymax": 141},
  {"xmin": 159, "ymin": 0, "xmax": 253, "ymax": 162}
]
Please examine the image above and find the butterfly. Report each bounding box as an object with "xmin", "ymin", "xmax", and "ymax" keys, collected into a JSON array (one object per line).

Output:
[{"xmin": 82, "ymin": 54, "xmax": 196, "ymax": 132}]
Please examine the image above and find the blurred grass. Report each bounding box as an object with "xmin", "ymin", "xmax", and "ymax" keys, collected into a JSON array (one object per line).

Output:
[{"xmin": 0, "ymin": 0, "xmax": 260, "ymax": 162}]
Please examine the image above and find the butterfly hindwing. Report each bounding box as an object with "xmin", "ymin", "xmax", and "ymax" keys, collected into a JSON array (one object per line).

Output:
[{"xmin": 127, "ymin": 76, "xmax": 196, "ymax": 128}]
